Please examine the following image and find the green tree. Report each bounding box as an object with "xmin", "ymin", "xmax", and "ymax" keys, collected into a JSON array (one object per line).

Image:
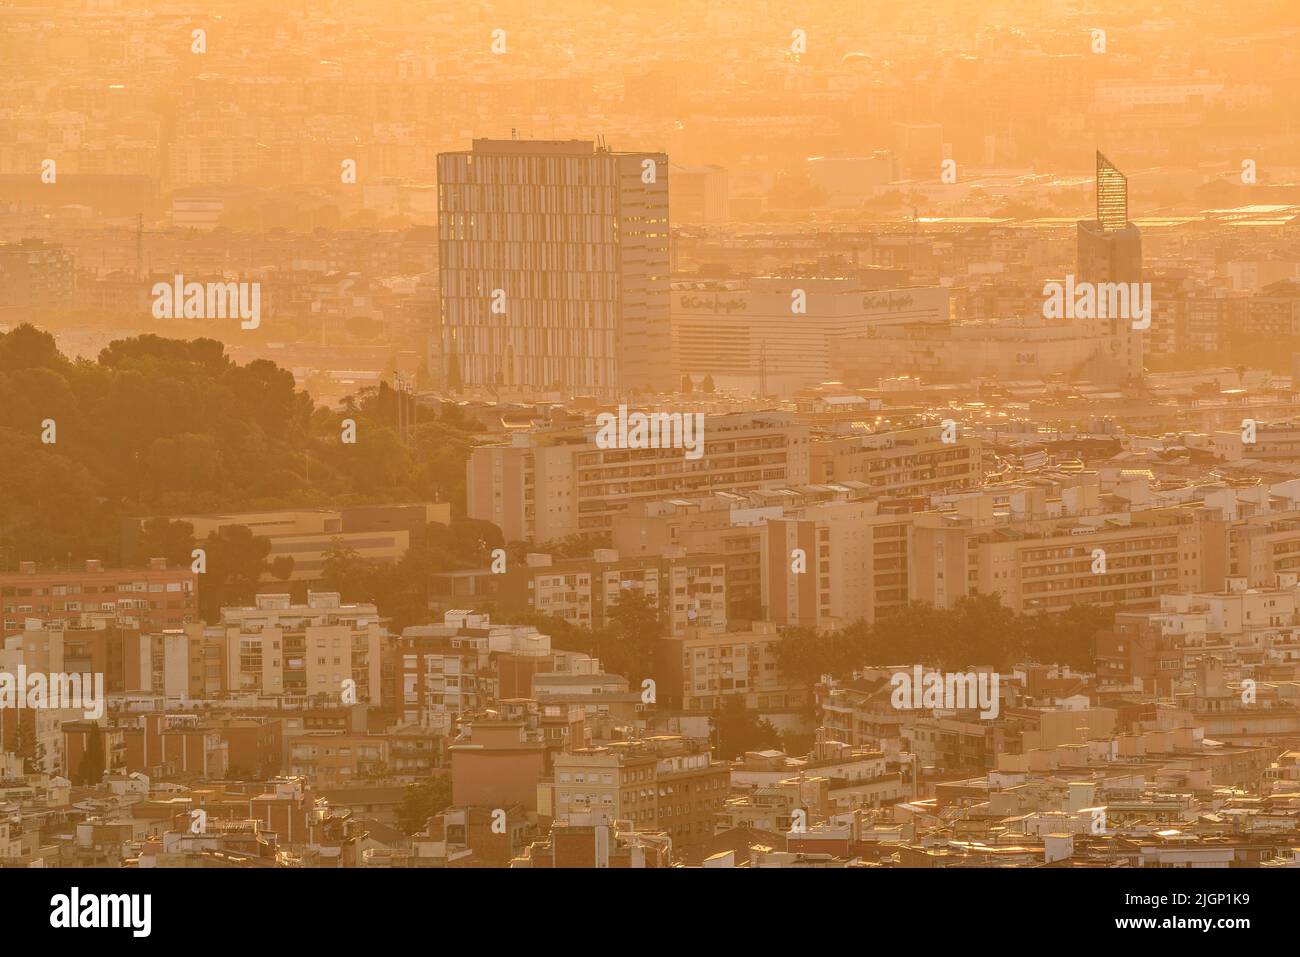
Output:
[
  {"xmin": 0, "ymin": 431, "xmax": 100, "ymax": 563},
  {"xmin": 425, "ymin": 519, "xmax": 504, "ymax": 570},
  {"xmin": 74, "ymin": 725, "xmax": 106, "ymax": 786},
  {"xmin": 199, "ymin": 524, "xmax": 272, "ymax": 621},
  {"xmin": 713, "ymin": 696, "xmax": 780, "ymax": 761},
  {"xmin": 867, "ymin": 601, "xmax": 956, "ymax": 666},
  {"xmin": 144, "ymin": 433, "xmax": 224, "ymax": 499},
  {"xmin": 600, "ymin": 588, "xmax": 662, "ymax": 682},
  {"xmin": 0, "ymin": 324, "xmax": 67, "ymax": 372},
  {"xmin": 14, "ymin": 714, "xmax": 42, "ymax": 774},
  {"xmin": 949, "ymin": 593, "xmax": 1020, "ymax": 669},
  {"xmin": 505, "ymin": 539, "xmax": 534, "ymax": 564},
  {"xmin": 135, "ymin": 517, "xmax": 196, "ymax": 568},
  {"xmin": 1018, "ymin": 603, "xmax": 1112, "ymax": 670},
  {"xmin": 321, "ymin": 539, "xmax": 370, "ymax": 598},
  {"xmin": 535, "ymin": 533, "xmax": 592, "ymax": 559},
  {"xmin": 772, "ymin": 622, "xmax": 870, "ymax": 686},
  {"xmin": 779, "ymin": 728, "xmax": 815, "ymax": 758},
  {"xmin": 436, "ymin": 402, "xmax": 481, "ymax": 432},
  {"xmin": 396, "ymin": 774, "xmax": 453, "ymax": 835}
]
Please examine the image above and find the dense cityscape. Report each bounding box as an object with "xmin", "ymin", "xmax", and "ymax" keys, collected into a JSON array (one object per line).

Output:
[{"xmin": 0, "ymin": 2, "xmax": 1297, "ymax": 920}]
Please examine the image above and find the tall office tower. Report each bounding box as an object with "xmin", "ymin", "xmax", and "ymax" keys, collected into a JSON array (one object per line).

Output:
[
  {"xmin": 437, "ymin": 138, "xmax": 670, "ymax": 397},
  {"xmin": 1076, "ymin": 151, "xmax": 1144, "ymax": 381},
  {"xmin": 1077, "ymin": 152, "xmax": 1142, "ymax": 283}
]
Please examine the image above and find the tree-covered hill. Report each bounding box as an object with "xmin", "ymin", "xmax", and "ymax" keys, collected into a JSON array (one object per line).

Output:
[{"xmin": 0, "ymin": 323, "xmax": 476, "ymax": 566}]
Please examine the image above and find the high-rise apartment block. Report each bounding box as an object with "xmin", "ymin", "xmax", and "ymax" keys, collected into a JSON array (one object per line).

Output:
[
  {"xmin": 761, "ymin": 501, "xmax": 914, "ymax": 629},
  {"xmin": 190, "ymin": 592, "xmax": 385, "ymax": 703},
  {"xmin": 466, "ymin": 412, "xmax": 810, "ymax": 544},
  {"xmin": 437, "ymin": 138, "xmax": 670, "ymax": 396}
]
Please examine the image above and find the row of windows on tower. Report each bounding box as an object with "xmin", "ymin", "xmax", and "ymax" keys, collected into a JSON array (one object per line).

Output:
[
  {"xmin": 442, "ymin": 274, "xmax": 623, "ymax": 301},
  {"xmin": 439, "ymin": 155, "xmax": 621, "ymax": 188},
  {"xmin": 440, "ymin": 241, "xmax": 622, "ymax": 272}
]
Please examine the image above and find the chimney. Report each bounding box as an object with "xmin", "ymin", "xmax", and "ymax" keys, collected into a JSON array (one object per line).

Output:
[
  {"xmin": 1044, "ymin": 833, "xmax": 1074, "ymax": 864},
  {"xmin": 594, "ymin": 823, "xmax": 610, "ymax": 869},
  {"xmin": 85, "ymin": 559, "xmax": 102, "ymax": 573},
  {"xmin": 1067, "ymin": 781, "xmax": 1096, "ymax": 811}
]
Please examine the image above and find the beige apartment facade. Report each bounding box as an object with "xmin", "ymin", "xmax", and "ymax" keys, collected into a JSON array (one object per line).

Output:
[
  {"xmin": 761, "ymin": 501, "xmax": 913, "ymax": 630},
  {"xmin": 203, "ymin": 592, "xmax": 385, "ymax": 703},
  {"xmin": 656, "ymin": 620, "xmax": 800, "ymax": 711},
  {"xmin": 500, "ymin": 549, "xmax": 728, "ymax": 634},
  {"xmin": 807, "ymin": 424, "xmax": 983, "ymax": 498},
  {"xmin": 910, "ymin": 509, "xmax": 1209, "ymax": 614},
  {"xmin": 544, "ymin": 737, "xmax": 729, "ymax": 854},
  {"xmin": 467, "ymin": 412, "xmax": 810, "ymax": 543}
]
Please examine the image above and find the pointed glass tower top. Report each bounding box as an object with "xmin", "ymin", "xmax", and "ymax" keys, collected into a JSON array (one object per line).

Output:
[{"xmin": 1096, "ymin": 151, "xmax": 1128, "ymax": 233}]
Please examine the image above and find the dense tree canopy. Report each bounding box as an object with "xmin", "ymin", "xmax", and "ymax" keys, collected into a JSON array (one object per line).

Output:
[
  {"xmin": 0, "ymin": 325, "xmax": 478, "ymax": 568},
  {"xmin": 713, "ymin": 696, "xmax": 781, "ymax": 761},
  {"xmin": 396, "ymin": 774, "xmax": 453, "ymax": 835},
  {"xmin": 315, "ymin": 517, "xmax": 506, "ymax": 629},
  {"xmin": 773, "ymin": 595, "xmax": 1112, "ymax": 685},
  {"xmin": 0, "ymin": 326, "xmax": 1118, "ymax": 677},
  {"xmin": 478, "ymin": 589, "xmax": 663, "ymax": 686}
]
